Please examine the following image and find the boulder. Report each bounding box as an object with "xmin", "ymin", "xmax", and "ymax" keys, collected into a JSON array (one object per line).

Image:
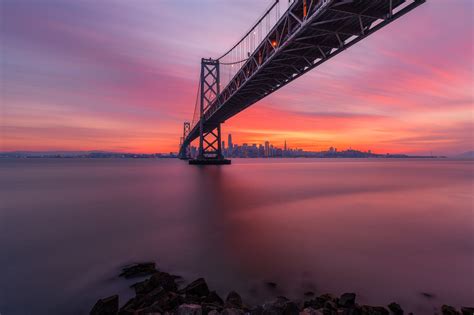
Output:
[
  {"xmin": 301, "ymin": 307, "xmax": 324, "ymax": 315},
  {"xmin": 208, "ymin": 311, "xmax": 221, "ymax": 315},
  {"xmin": 202, "ymin": 302, "xmax": 223, "ymax": 314},
  {"xmin": 323, "ymin": 300, "xmax": 337, "ymax": 313},
  {"xmin": 338, "ymin": 293, "xmax": 356, "ymax": 308},
  {"xmin": 183, "ymin": 278, "xmax": 210, "ymax": 297},
  {"xmin": 131, "ymin": 272, "xmax": 179, "ymax": 295},
  {"xmin": 222, "ymin": 308, "xmax": 245, "ymax": 315},
  {"xmin": 461, "ymin": 307, "xmax": 474, "ymax": 315},
  {"xmin": 178, "ymin": 304, "xmax": 203, "ymax": 315},
  {"xmin": 250, "ymin": 306, "xmax": 264, "ymax": 315},
  {"xmin": 442, "ymin": 305, "xmax": 461, "ymax": 315},
  {"xmin": 387, "ymin": 302, "xmax": 403, "ymax": 315},
  {"xmin": 90, "ymin": 295, "xmax": 119, "ymax": 315},
  {"xmin": 225, "ymin": 291, "xmax": 243, "ymax": 309},
  {"xmin": 120, "ymin": 262, "xmax": 157, "ymax": 278},
  {"xmin": 262, "ymin": 296, "xmax": 299, "ymax": 315},
  {"xmin": 304, "ymin": 294, "xmax": 337, "ymax": 310},
  {"xmin": 204, "ymin": 291, "xmax": 224, "ymax": 306}
]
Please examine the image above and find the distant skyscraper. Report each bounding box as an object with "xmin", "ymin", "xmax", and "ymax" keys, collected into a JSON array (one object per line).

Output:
[
  {"xmin": 264, "ymin": 141, "xmax": 270, "ymax": 157},
  {"xmin": 284, "ymin": 140, "xmax": 287, "ymax": 151},
  {"xmin": 228, "ymin": 134, "xmax": 233, "ymax": 156}
]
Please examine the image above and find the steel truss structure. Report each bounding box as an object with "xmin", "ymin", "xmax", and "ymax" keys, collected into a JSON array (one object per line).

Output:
[
  {"xmin": 180, "ymin": 0, "xmax": 425, "ymax": 163},
  {"xmin": 179, "ymin": 122, "xmax": 191, "ymax": 159}
]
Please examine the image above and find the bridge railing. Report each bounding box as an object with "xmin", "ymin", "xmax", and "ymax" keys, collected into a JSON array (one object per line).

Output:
[{"xmin": 218, "ymin": 0, "xmax": 292, "ymax": 89}]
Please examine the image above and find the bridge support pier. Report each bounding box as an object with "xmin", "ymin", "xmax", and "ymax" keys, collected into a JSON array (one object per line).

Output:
[
  {"xmin": 178, "ymin": 122, "xmax": 191, "ymax": 160},
  {"xmin": 190, "ymin": 58, "xmax": 230, "ymax": 165}
]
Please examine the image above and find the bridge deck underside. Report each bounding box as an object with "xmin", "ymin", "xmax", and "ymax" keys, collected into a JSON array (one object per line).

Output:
[{"xmin": 183, "ymin": 0, "xmax": 423, "ymax": 147}]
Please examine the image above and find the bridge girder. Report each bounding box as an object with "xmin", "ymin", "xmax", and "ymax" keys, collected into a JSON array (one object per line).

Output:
[{"xmin": 180, "ymin": 0, "xmax": 426, "ymax": 154}]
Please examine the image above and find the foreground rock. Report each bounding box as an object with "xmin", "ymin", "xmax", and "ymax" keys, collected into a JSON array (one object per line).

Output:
[
  {"xmin": 90, "ymin": 263, "xmax": 473, "ymax": 315},
  {"xmin": 119, "ymin": 262, "xmax": 157, "ymax": 278},
  {"xmin": 90, "ymin": 295, "xmax": 118, "ymax": 315}
]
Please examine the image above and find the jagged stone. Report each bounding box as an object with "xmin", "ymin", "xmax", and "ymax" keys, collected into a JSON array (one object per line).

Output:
[
  {"xmin": 262, "ymin": 296, "xmax": 299, "ymax": 315},
  {"xmin": 304, "ymin": 294, "xmax": 337, "ymax": 310},
  {"xmin": 442, "ymin": 305, "xmax": 461, "ymax": 315},
  {"xmin": 183, "ymin": 278, "xmax": 210, "ymax": 297},
  {"xmin": 225, "ymin": 291, "xmax": 243, "ymax": 308},
  {"xmin": 250, "ymin": 306, "xmax": 264, "ymax": 315},
  {"xmin": 301, "ymin": 307, "xmax": 324, "ymax": 315},
  {"xmin": 203, "ymin": 291, "xmax": 224, "ymax": 306},
  {"xmin": 120, "ymin": 262, "xmax": 157, "ymax": 278},
  {"xmin": 131, "ymin": 271, "xmax": 179, "ymax": 295},
  {"xmin": 90, "ymin": 295, "xmax": 119, "ymax": 315},
  {"xmin": 387, "ymin": 302, "xmax": 403, "ymax": 315},
  {"xmin": 178, "ymin": 304, "xmax": 203, "ymax": 315},
  {"xmin": 338, "ymin": 293, "xmax": 356, "ymax": 308},
  {"xmin": 222, "ymin": 308, "xmax": 245, "ymax": 315},
  {"xmin": 461, "ymin": 307, "xmax": 474, "ymax": 315}
]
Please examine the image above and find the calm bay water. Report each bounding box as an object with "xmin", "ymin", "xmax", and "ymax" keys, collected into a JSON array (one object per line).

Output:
[{"xmin": 0, "ymin": 158, "xmax": 473, "ymax": 314}]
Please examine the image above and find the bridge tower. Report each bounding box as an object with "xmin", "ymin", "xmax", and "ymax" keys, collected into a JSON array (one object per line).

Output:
[
  {"xmin": 189, "ymin": 58, "xmax": 230, "ymax": 165},
  {"xmin": 178, "ymin": 122, "xmax": 191, "ymax": 159}
]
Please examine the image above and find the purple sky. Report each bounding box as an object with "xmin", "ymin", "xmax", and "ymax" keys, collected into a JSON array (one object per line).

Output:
[{"xmin": 1, "ymin": 0, "xmax": 473, "ymax": 154}]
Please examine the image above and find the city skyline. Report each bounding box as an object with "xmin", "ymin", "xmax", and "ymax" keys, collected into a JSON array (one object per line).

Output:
[{"xmin": 1, "ymin": 0, "xmax": 473, "ymax": 156}]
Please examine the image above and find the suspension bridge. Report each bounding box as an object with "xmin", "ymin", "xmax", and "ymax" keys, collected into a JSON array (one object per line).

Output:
[{"xmin": 178, "ymin": 0, "xmax": 425, "ymax": 165}]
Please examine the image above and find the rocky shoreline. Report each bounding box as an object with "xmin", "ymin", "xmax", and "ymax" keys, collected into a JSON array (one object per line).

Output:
[{"xmin": 90, "ymin": 263, "xmax": 473, "ymax": 315}]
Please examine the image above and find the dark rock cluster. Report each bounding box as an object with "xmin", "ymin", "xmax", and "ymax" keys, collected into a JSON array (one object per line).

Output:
[{"xmin": 90, "ymin": 263, "xmax": 473, "ymax": 315}]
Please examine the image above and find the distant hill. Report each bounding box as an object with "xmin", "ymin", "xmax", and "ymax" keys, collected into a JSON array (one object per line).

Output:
[
  {"xmin": 455, "ymin": 151, "xmax": 474, "ymax": 159},
  {"xmin": 0, "ymin": 150, "xmax": 109, "ymax": 157}
]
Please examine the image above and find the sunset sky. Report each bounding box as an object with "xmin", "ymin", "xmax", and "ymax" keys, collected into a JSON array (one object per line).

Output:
[{"xmin": 1, "ymin": 0, "xmax": 473, "ymax": 155}]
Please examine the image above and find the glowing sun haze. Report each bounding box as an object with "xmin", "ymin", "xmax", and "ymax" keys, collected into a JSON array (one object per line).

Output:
[{"xmin": 1, "ymin": 0, "xmax": 473, "ymax": 155}]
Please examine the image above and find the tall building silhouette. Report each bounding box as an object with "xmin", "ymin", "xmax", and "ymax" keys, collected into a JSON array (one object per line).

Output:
[{"xmin": 228, "ymin": 134, "xmax": 233, "ymax": 156}]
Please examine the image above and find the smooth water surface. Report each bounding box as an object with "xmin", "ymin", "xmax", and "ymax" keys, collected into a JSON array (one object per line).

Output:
[{"xmin": 0, "ymin": 158, "xmax": 473, "ymax": 314}]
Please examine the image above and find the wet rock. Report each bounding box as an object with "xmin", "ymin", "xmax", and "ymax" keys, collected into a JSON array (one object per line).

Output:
[
  {"xmin": 202, "ymin": 302, "xmax": 223, "ymax": 315},
  {"xmin": 90, "ymin": 295, "xmax": 119, "ymax": 315},
  {"xmin": 323, "ymin": 300, "xmax": 337, "ymax": 314},
  {"xmin": 304, "ymin": 292, "xmax": 315, "ymax": 298},
  {"xmin": 225, "ymin": 291, "xmax": 243, "ymax": 309},
  {"xmin": 183, "ymin": 294, "xmax": 201, "ymax": 305},
  {"xmin": 208, "ymin": 311, "xmax": 221, "ymax": 315},
  {"xmin": 178, "ymin": 304, "xmax": 203, "ymax": 315},
  {"xmin": 301, "ymin": 307, "xmax": 324, "ymax": 315},
  {"xmin": 183, "ymin": 278, "xmax": 210, "ymax": 297},
  {"xmin": 131, "ymin": 271, "xmax": 179, "ymax": 294},
  {"xmin": 360, "ymin": 305, "xmax": 389, "ymax": 315},
  {"xmin": 461, "ymin": 307, "xmax": 474, "ymax": 315},
  {"xmin": 222, "ymin": 308, "xmax": 245, "ymax": 315},
  {"xmin": 250, "ymin": 306, "xmax": 264, "ymax": 315},
  {"xmin": 263, "ymin": 296, "xmax": 299, "ymax": 315},
  {"xmin": 387, "ymin": 302, "xmax": 403, "ymax": 315},
  {"xmin": 304, "ymin": 294, "xmax": 337, "ymax": 310},
  {"xmin": 442, "ymin": 305, "xmax": 461, "ymax": 315},
  {"xmin": 338, "ymin": 293, "xmax": 356, "ymax": 308},
  {"xmin": 120, "ymin": 262, "xmax": 157, "ymax": 278},
  {"xmin": 204, "ymin": 291, "xmax": 224, "ymax": 306},
  {"xmin": 320, "ymin": 294, "xmax": 338, "ymax": 306}
]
